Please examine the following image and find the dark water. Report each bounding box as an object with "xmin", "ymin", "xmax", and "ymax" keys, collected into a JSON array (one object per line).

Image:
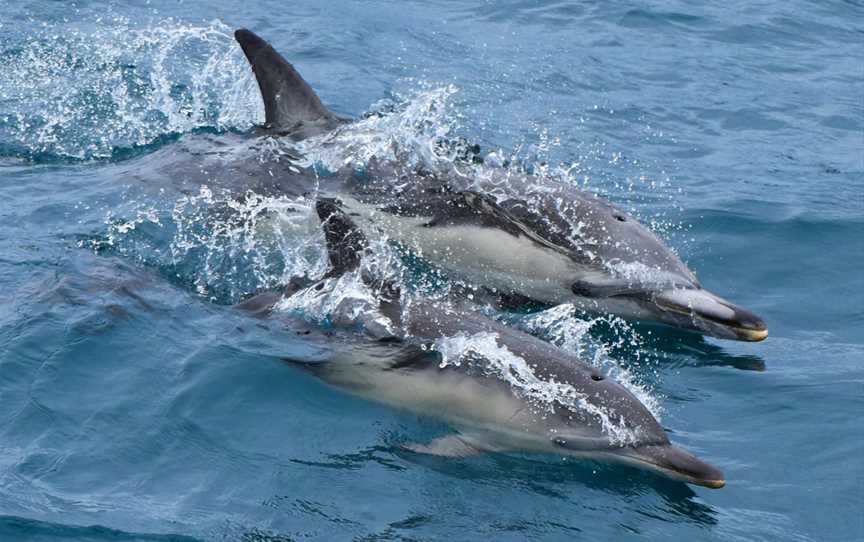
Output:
[{"xmin": 1, "ymin": 1, "xmax": 862, "ymax": 541}]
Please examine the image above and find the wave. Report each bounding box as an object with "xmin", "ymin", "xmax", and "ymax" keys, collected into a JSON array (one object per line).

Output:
[
  {"xmin": 0, "ymin": 19, "xmax": 262, "ymax": 162},
  {"xmin": 0, "ymin": 515, "xmax": 201, "ymax": 542}
]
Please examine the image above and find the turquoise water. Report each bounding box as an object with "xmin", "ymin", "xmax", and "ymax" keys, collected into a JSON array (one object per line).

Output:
[{"xmin": 1, "ymin": 1, "xmax": 862, "ymax": 541}]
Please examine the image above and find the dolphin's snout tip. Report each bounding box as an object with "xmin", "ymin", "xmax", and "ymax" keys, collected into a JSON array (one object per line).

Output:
[
  {"xmin": 725, "ymin": 307, "xmax": 768, "ymax": 342},
  {"xmin": 734, "ymin": 325, "xmax": 768, "ymax": 342},
  {"xmin": 699, "ymin": 478, "xmax": 726, "ymax": 489}
]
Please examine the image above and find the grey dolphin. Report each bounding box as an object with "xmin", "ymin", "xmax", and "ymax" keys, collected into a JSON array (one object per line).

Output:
[
  {"xmin": 233, "ymin": 28, "xmax": 767, "ymax": 342},
  {"xmin": 237, "ymin": 199, "xmax": 726, "ymax": 488}
]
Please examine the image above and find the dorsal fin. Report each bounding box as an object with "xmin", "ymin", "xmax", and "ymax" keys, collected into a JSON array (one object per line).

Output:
[
  {"xmin": 315, "ymin": 199, "xmax": 404, "ymax": 329},
  {"xmin": 315, "ymin": 199, "xmax": 367, "ymax": 275},
  {"xmin": 234, "ymin": 28, "xmax": 338, "ymax": 131}
]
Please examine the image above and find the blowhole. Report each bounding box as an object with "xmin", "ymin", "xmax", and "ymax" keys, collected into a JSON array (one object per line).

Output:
[
  {"xmin": 591, "ymin": 374, "xmax": 604, "ymax": 381},
  {"xmin": 613, "ymin": 214, "xmax": 626, "ymax": 222}
]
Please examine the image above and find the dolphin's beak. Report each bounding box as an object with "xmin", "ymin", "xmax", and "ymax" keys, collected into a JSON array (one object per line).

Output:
[
  {"xmin": 620, "ymin": 444, "xmax": 726, "ymax": 489},
  {"xmin": 653, "ymin": 288, "xmax": 768, "ymax": 342}
]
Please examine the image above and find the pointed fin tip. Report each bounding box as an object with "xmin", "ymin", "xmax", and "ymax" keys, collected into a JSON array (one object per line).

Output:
[
  {"xmin": 234, "ymin": 28, "xmax": 269, "ymax": 60},
  {"xmin": 234, "ymin": 28, "xmax": 257, "ymax": 45},
  {"xmin": 233, "ymin": 27, "xmax": 337, "ymax": 131}
]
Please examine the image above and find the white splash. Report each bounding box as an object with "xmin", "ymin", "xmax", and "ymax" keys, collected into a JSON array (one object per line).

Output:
[
  {"xmin": 168, "ymin": 187, "xmax": 327, "ymax": 300},
  {"xmin": 273, "ymin": 270, "xmax": 396, "ymax": 339},
  {"xmin": 518, "ymin": 304, "xmax": 663, "ymax": 420},
  {"xmin": 1, "ymin": 18, "xmax": 261, "ymax": 160},
  {"xmin": 295, "ymin": 85, "xmax": 461, "ymax": 172}
]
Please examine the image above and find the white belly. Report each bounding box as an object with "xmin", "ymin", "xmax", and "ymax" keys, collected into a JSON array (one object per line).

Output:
[
  {"xmin": 338, "ymin": 196, "xmax": 595, "ymax": 304},
  {"xmin": 321, "ymin": 352, "xmax": 557, "ymax": 452}
]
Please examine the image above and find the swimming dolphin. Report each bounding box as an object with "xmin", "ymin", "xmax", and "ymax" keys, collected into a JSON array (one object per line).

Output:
[
  {"xmin": 233, "ymin": 28, "xmax": 767, "ymax": 342},
  {"xmin": 236, "ymin": 199, "xmax": 726, "ymax": 488}
]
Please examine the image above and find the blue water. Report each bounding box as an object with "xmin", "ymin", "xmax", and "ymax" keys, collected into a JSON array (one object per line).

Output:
[{"xmin": 1, "ymin": 2, "xmax": 862, "ymax": 541}]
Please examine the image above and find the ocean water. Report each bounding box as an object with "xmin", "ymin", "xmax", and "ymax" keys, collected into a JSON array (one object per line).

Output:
[{"xmin": 1, "ymin": 1, "xmax": 862, "ymax": 541}]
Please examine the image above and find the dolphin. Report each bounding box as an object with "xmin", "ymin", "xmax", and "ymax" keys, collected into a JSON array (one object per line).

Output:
[
  {"xmin": 231, "ymin": 28, "xmax": 767, "ymax": 342},
  {"xmin": 236, "ymin": 198, "xmax": 726, "ymax": 489}
]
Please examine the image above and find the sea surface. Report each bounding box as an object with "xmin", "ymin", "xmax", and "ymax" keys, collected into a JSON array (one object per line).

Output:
[{"xmin": 1, "ymin": 1, "xmax": 862, "ymax": 541}]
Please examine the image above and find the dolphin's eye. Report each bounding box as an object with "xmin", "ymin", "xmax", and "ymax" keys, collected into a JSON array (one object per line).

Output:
[
  {"xmin": 613, "ymin": 213, "xmax": 626, "ymax": 222},
  {"xmin": 571, "ymin": 282, "xmax": 593, "ymax": 297},
  {"xmin": 590, "ymin": 373, "xmax": 604, "ymax": 381}
]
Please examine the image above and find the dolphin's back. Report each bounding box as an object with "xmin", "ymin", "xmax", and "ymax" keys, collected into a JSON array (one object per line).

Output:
[
  {"xmin": 402, "ymin": 300, "xmax": 669, "ymax": 444},
  {"xmin": 494, "ymin": 180, "xmax": 699, "ymax": 290}
]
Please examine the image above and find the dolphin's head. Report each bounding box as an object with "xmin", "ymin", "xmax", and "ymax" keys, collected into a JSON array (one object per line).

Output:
[
  {"xmin": 537, "ymin": 357, "xmax": 724, "ymax": 488},
  {"xmin": 516, "ymin": 188, "xmax": 767, "ymax": 342},
  {"xmin": 532, "ymin": 324, "xmax": 725, "ymax": 488},
  {"xmin": 648, "ymin": 287, "xmax": 768, "ymax": 342}
]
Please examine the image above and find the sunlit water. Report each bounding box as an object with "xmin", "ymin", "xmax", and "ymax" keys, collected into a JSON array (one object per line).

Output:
[{"xmin": 1, "ymin": 2, "xmax": 862, "ymax": 541}]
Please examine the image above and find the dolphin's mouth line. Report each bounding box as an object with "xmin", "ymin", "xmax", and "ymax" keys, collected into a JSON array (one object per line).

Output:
[
  {"xmin": 653, "ymin": 297, "xmax": 768, "ymax": 341},
  {"xmin": 620, "ymin": 452, "xmax": 726, "ymax": 489},
  {"xmin": 728, "ymin": 325, "xmax": 768, "ymax": 341}
]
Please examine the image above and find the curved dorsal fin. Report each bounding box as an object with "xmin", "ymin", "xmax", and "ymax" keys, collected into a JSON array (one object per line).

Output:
[
  {"xmin": 234, "ymin": 28, "xmax": 338, "ymax": 131},
  {"xmin": 315, "ymin": 199, "xmax": 404, "ymax": 329}
]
